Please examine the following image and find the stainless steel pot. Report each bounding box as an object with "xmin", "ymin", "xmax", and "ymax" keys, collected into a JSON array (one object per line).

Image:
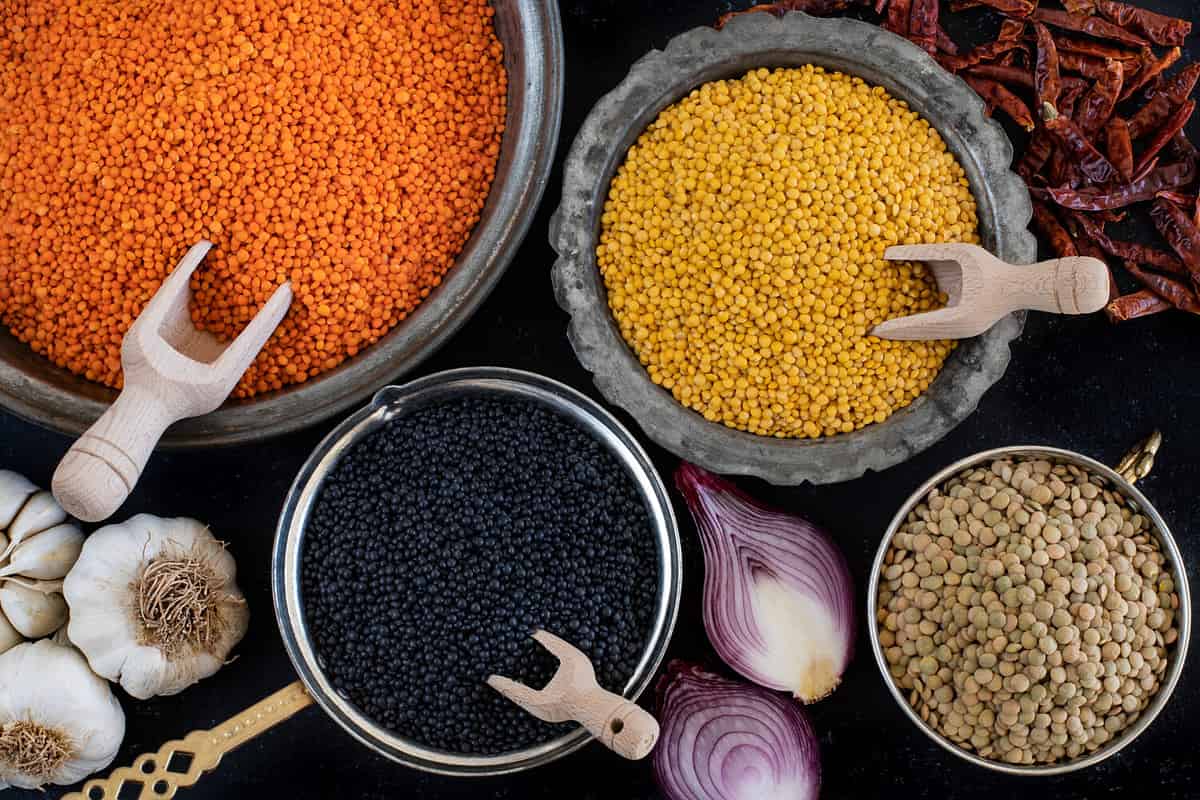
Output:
[
  {"xmin": 867, "ymin": 435, "xmax": 1191, "ymax": 776},
  {"xmin": 0, "ymin": 1, "xmax": 564, "ymax": 447},
  {"xmin": 66, "ymin": 368, "xmax": 682, "ymax": 798}
]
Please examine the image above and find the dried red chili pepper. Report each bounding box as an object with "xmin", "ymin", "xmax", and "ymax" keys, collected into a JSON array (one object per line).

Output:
[
  {"xmin": 1032, "ymin": 23, "xmax": 1061, "ymax": 112},
  {"xmin": 1104, "ymin": 116, "xmax": 1134, "ymax": 181},
  {"xmin": 1105, "ymin": 289, "xmax": 1172, "ymax": 322},
  {"xmin": 1031, "ymin": 201, "xmax": 1078, "ymax": 258},
  {"xmin": 1071, "ymin": 210, "xmax": 1188, "ymax": 274},
  {"xmin": 938, "ymin": 39, "xmax": 1025, "ymax": 71},
  {"xmin": 714, "ymin": 0, "xmax": 861, "ymax": 28},
  {"xmin": 1157, "ymin": 192, "xmax": 1200, "ymax": 229},
  {"xmin": 1018, "ymin": 129, "xmax": 1055, "ymax": 181},
  {"xmin": 1043, "ymin": 104, "xmax": 1119, "ymax": 184},
  {"xmin": 884, "ymin": 0, "xmax": 911, "ymax": 35},
  {"xmin": 1092, "ymin": 1, "xmax": 1192, "ymax": 48},
  {"xmin": 1031, "ymin": 9, "xmax": 1150, "ymax": 49},
  {"xmin": 1058, "ymin": 52, "xmax": 1107, "ymax": 80},
  {"xmin": 1134, "ymin": 100, "xmax": 1196, "ymax": 177},
  {"xmin": 1119, "ymin": 47, "xmax": 1181, "ymax": 103},
  {"xmin": 1124, "ymin": 262, "xmax": 1200, "ymax": 314},
  {"xmin": 1075, "ymin": 59, "xmax": 1123, "ymax": 139},
  {"xmin": 965, "ymin": 76, "xmax": 1036, "ymax": 130},
  {"xmin": 1143, "ymin": 62, "xmax": 1200, "ymax": 103},
  {"xmin": 967, "ymin": 63, "xmax": 1034, "ymax": 90},
  {"xmin": 1060, "ymin": 0, "xmax": 1096, "ymax": 12},
  {"xmin": 1059, "ymin": 212, "xmax": 1111, "ymax": 263},
  {"xmin": 1051, "ymin": 35, "xmax": 1141, "ymax": 62},
  {"xmin": 1129, "ymin": 64, "xmax": 1200, "ymax": 140},
  {"xmin": 1039, "ymin": 161, "xmax": 1198, "ymax": 210},
  {"xmin": 875, "ymin": 0, "xmax": 889, "ymax": 12},
  {"xmin": 998, "ymin": 19, "xmax": 1026, "ymax": 40},
  {"xmin": 1150, "ymin": 198, "xmax": 1200, "ymax": 285},
  {"xmin": 908, "ymin": 0, "xmax": 939, "ymax": 55},
  {"xmin": 959, "ymin": 0, "xmax": 1035, "ymax": 13},
  {"xmin": 935, "ymin": 24, "xmax": 959, "ymax": 55}
]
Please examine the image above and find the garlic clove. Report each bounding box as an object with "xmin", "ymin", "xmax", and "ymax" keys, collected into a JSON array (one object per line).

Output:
[
  {"xmin": 0, "ymin": 583, "xmax": 67, "ymax": 639},
  {"xmin": 0, "ymin": 472, "xmax": 37, "ymax": 530},
  {"xmin": 5, "ymin": 492, "xmax": 68, "ymax": 555},
  {"xmin": 0, "ymin": 611, "xmax": 23, "ymax": 657},
  {"xmin": 0, "ymin": 524, "xmax": 84, "ymax": 580},
  {"xmin": 0, "ymin": 640, "xmax": 124, "ymax": 788}
]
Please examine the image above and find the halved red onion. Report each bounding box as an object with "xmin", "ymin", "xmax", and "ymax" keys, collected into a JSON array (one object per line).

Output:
[
  {"xmin": 675, "ymin": 464, "xmax": 855, "ymax": 702},
  {"xmin": 654, "ymin": 661, "xmax": 821, "ymax": 800}
]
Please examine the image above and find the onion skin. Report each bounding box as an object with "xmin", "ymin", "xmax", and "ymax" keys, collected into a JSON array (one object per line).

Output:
[
  {"xmin": 675, "ymin": 463, "xmax": 855, "ymax": 702},
  {"xmin": 653, "ymin": 661, "xmax": 821, "ymax": 800}
]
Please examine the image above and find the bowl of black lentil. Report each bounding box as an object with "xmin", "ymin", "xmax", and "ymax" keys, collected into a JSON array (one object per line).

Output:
[{"xmin": 272, "ymin": 367, "xmax": 682, "ymax": 776}]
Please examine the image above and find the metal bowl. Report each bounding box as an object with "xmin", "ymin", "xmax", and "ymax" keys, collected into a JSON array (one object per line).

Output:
[
  {"xmin": 550, "ymin": 11, "xmax": 1037, "ymax": 485},
  {"xmin": 272, "ymin": 367, "xmax": 682, "ymax": 776},
  {"xmin": 0, "ymin": 1, "xmax": 564, "ymax": 447},
  {"xmin": 867, "ymin": 443, "xmax": 1191, "ymax": 775}
]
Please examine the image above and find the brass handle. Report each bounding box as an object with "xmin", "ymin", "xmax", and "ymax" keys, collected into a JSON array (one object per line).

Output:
[
  {"xmin": 64, "ymin": 681, "xmax": 313, "ymax": 800},
  {"xmin": 1114, "ymin": 430, "xmax": 1162, "ymax": 485}
]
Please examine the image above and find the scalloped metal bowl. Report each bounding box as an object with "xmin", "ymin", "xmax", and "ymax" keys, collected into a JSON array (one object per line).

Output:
[
  {"xmin": 0, "ymin": 0, "xmax": 563, "ymax": 447},
  {"xmin": 550, "ymin": 11, "xmax": 1037, "ymax": 485}
]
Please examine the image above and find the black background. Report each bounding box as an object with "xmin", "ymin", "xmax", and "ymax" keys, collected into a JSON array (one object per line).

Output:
[{"xmin": 5, "ymin": 1, "xmax": 1199, "ymax": 798}]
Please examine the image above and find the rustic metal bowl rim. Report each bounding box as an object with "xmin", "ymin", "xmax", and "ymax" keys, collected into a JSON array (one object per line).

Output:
[
  {"xmin": 0, "ymin": 0, "xmax": 564, "ymax": 448},
  {"xmin": 549, "ymin": 11, "xmax": 1038, "ymax": 485},
  {"xmin": 271, "ymin": 366, "xmax": 683, "ymax": 776},
  {"xmin": 867, "ymin": 444, "xmax": 1192, "ymax": 776}
]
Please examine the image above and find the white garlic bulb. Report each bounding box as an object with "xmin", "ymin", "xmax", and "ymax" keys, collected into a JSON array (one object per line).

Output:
[
  {"xmin": 0, "ymin": 639, "xmax": 125, "ymax": 789},
  {"xmin": 64, "ymin": 514, "xmax": 249, "ymax": 700},
  {"xmin": 0, "ymin": 472, "xmax": 83, "ymax": 652}
]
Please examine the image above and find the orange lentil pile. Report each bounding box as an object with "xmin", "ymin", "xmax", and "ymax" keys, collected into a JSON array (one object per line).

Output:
[{"xmin": 0, "ymin": 0, "xmax": 507, "ymax": 396}]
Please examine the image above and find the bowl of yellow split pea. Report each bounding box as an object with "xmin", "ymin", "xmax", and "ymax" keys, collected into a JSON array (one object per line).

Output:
[{"xmin": 550, "ymin": 10, "xmax": 1037, "ymax": 484}]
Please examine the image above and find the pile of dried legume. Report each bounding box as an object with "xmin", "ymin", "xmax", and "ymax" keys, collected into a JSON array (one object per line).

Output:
[
  {"xmin": 877, "ymin": 456, "xmax": 1180, "ymax": 766},
  {"xmin": 302, "ymin": 394, "xmax": 658, "ymax": 755},
  {"xmin": 0, "ymin": 0, "xmax": 506, "ymax": 396},
  {"xmin": 598, "ymin": 66, "xmax": 979, "ymax": 438}
]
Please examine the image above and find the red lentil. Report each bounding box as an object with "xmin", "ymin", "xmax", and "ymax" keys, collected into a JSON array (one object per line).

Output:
[{"xmin": 0, "ymin": 0, "xmax": 507, "ymax": 396}]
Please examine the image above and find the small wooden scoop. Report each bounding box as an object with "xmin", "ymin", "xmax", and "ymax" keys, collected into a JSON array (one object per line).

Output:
[
  {"xmin": 487, "ymin": 630, "xmax": 659, "ymax": 760},
  {"xmin": 871, "ymin": 243, "xmax": 1110, "ymax": 340},
  {"xmin": 52, "ymin": 241, "xmax": 292, "ymax": 522}
]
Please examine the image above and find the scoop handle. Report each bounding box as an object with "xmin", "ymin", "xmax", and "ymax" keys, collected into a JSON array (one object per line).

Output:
[
  {"xmin": 575, "ymin": 685, "xmax": 660, "ymax": 760},
  {"xmin": 51, "ymin": 385, "xmax": 178, "ymax": 522},
  {"xmin": 62, "ymin": 681, "xmax": 313, "ymax": 800},
  {"xmin": 1000, "ymin": 256, "xmax": 1111, "ymax": 316}
]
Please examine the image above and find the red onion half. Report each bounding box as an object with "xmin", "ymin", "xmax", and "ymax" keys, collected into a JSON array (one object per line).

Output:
[
  {"xmin": 675, "ymin": 464, "xmax": 855, "ymax": 702},
  {"xmin": 654, "ymin": 661, "xmax": 821, "ymax": 800}
]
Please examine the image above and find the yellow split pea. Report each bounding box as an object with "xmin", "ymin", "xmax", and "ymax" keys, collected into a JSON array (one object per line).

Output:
[{"xmin": 597, "ymin": 66, "xmax": 979, "ymax": 438}]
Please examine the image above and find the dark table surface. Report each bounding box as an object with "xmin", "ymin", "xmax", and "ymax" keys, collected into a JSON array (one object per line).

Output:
[{"xmin": 6, "ymin": 1, "xmax": 1199, "ymax": 798}]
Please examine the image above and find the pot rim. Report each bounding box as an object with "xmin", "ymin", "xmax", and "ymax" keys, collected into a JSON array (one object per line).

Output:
[
  {"xmin": 867, "ymin": 444, "xmax": 1192, "ymax": 776},
  {"xmin": 271, "ymin": 366, "xmax": 683, "ymax": 776}
]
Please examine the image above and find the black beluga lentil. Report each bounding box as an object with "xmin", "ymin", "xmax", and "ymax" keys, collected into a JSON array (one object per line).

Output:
[{"xmin": 301, "ymin": 394, "xmax": 659, "ymax": 754}]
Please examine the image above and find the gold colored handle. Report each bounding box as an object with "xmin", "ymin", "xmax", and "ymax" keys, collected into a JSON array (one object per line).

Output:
[
  {"xmin": 1114, "ymin": 430, "xmax": 1162, "ymax": 485},
  {"xmin": 64, "ymin": 682, "xmax": 313, "ymax": 800}
]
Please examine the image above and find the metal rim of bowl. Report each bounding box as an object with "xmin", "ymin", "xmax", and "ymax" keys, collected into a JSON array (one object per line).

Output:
[
  {"xmin": 271, "ymin": 366, "xmax": 683, "ymax": 776},
  {"xmin": 867, "ymin": 445, "xmax": 1192, "ymax": 776},
  {"xmin": 0, "ymin": 1, "xmax": 565, "ymax": 448},
  {"xmin": 549, "ymin": 11, "xmax": 1038, "ymax": 485}
]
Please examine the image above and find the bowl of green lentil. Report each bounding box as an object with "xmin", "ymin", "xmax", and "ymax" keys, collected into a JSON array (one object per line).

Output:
[
  {"xmin": 550, "ymin": 11, "xmax": 1037, "ymax": 484},
  {"xmin": 869, "ymin": 443, "xmax": 1190, "ymax": 775}
]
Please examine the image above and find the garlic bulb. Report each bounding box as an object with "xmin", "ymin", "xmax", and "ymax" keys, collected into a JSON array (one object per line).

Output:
[
  {"xmin": 64, "ymin": 514, "xmax": 249, "ymax": 699},
  {"xmin": 0, "ymin": 472, "xmax": 83, "ymax": 651},
  {"xmin": 0, "ymin": 639, "xmax": 124, "ymax": 789}
]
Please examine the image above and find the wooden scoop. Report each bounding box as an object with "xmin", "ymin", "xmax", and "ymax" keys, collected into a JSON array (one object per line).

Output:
[
  {"xmin": 487, "ymin": 630, "xmax": 659, "ymax": 760},
  {"xmin": 52, "ymin": 241, "xmax": 292, "ymax": 522},
  {"xmin": 871, "ymin": 243, "xmax": 1110, "ymax": 340}
]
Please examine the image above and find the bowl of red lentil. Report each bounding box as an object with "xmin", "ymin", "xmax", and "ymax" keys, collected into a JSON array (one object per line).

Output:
[
  {"xmin": 550, "ymin": 11, "xmax": 1037, "ymax": 484},
  {"xmin": 0, "ymin": 0, "xmax": 562, "ymax": 446}
]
